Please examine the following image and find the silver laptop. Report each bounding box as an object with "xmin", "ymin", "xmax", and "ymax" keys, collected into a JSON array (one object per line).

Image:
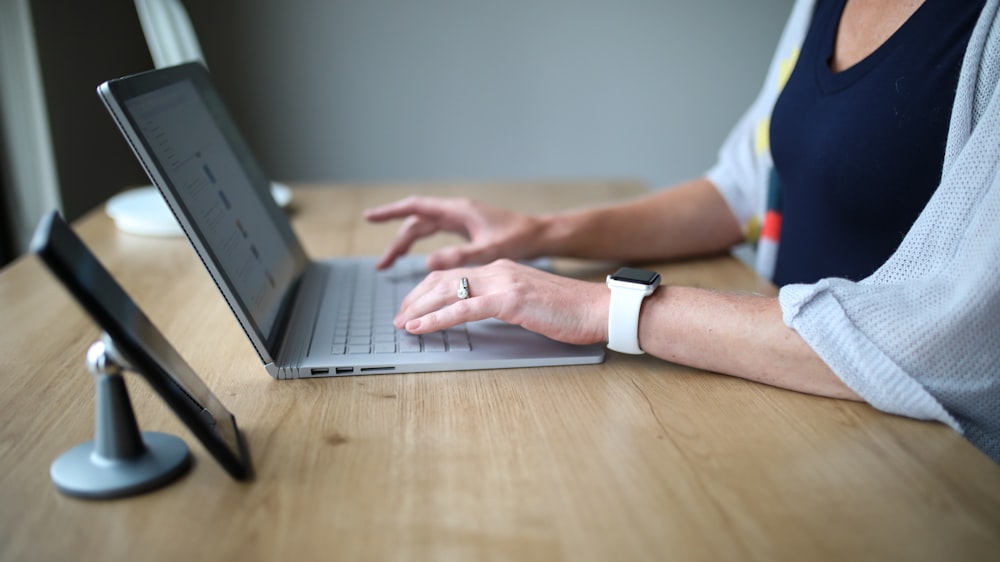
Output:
[{"xmin": 98, "ymin": 62, "xmax": 604, "ymax": 379}]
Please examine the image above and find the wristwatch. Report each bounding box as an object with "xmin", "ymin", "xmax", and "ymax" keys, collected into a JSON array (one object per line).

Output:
[{"xmin": 606, "ymin": 267, "xmax": 661, "ymax": 354}]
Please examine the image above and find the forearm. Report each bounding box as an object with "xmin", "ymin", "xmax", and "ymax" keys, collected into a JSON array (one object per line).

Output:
[
  {"xmin": 536, "ymin": 177, "xmax": 745, "ymax": 262},
  {"xmin": 394, "ymin": 256, "xmax": 858, "ymax": 400},
  {"xmin": 636, "ymin": 286, "xmax": 861, "ymax": 400}
]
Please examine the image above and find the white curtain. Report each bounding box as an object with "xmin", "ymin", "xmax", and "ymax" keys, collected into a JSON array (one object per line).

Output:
[{"xmin": 0, "ymin": 0, "xmax": 63, "ymax": 258}]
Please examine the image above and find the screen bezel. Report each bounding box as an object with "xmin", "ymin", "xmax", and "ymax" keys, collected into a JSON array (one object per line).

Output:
[{"xmin": 31, "ymin": 212, "xmax": 253, "ymax": 480}]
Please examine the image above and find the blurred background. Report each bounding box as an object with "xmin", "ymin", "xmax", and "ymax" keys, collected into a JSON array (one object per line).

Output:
[{"xmin": 0, "ymin": 0, "xmax": 793, "ymax": 267}]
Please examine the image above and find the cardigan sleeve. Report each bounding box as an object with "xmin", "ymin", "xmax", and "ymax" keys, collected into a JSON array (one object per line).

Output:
[{"xmin": 779, "ymin": 0, "xmax": 1000, "ymax": 463}]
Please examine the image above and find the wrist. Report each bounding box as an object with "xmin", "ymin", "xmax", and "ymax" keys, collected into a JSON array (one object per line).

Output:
[
  {"xmin": 588, "ymin": 284, "xmax": 614, "ymax": 345},
  {"xmin": 536, "ymin": 212, "xmax": 585, "ymax": 257}
]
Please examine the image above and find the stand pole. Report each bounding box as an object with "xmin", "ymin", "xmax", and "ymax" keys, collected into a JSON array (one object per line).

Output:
[{"xmin": 50, "ymin": 334, "xmax": 191, "ymax": 499}]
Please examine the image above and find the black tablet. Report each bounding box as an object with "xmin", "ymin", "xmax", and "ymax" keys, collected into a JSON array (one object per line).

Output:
[{"xmin": 31, "ymin": 211, "xmax": 252, "ymax": 480}]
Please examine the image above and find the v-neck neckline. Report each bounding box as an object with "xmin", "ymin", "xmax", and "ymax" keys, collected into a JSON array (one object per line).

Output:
[{"xmin": 814, "ymin": 0, "xmax": 935, "ymax": 94}]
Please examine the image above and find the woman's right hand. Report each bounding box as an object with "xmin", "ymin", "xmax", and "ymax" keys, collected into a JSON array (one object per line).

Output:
[{"xmin": 363, "ymin": 196, "xmax": 548, "ymax": 270}]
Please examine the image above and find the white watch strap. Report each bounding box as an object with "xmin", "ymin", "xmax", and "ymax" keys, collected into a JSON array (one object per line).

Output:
[{"xmin": 607, "ymin": 287, "xmax": 647, "ymax": 354}]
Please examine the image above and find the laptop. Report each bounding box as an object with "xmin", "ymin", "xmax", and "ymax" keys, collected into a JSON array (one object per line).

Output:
[{"xmin": 97, "ymin": 62, "xmax": 604, "ymax": 380}]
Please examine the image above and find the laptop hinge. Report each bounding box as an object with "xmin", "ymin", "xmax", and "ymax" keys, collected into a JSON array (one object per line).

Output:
[{"xmin": 264, "ymin": 362, "xmax": 281, "ymax": 379}]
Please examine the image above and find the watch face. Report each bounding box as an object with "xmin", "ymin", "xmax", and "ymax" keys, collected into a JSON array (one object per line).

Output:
[{"xmin": 610, "ymin": 267, "xmax": 660, "ymax": 285}]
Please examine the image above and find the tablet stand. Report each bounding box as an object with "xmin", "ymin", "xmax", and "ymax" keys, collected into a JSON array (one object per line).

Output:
[{"xmin": 50, "ymin": 334, "xmax": 191, "ymax": 499}]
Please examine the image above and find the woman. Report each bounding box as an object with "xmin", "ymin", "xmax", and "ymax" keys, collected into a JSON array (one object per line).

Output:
[{"xmin": 363, "ymin": 0, "xmax": 1000, "ymax": 462}]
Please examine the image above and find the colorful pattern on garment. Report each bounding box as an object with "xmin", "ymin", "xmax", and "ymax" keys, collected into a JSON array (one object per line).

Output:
[
  {"xmin": 751, "ymin": 47, "xmax": 798, "ymax": 280},
  {"xmin": 705, "ymin": 0, "xmax": 813, "ymax": 282}
]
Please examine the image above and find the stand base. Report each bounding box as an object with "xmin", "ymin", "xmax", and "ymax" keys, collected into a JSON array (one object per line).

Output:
[{"xmin": 50, "ymin": 431, "xmax": 191, "ymax": 499}]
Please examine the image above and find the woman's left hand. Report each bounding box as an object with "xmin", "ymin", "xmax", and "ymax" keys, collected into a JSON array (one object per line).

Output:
[{"xmin": 394, "ymin": 259, "xmax": 608, "ymax": 346}]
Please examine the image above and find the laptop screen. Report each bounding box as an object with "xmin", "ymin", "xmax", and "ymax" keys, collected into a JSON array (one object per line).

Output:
[{"xmin": 100, "ymin": 64, "xmax": 309, "ymax": 358}]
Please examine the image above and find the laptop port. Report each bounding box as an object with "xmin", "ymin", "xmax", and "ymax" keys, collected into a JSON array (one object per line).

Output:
[
  {"xmin": 335, "ymin": 367, "xmax": 353, "ymax": 374},
  {"xmin": 310, "ymin": 368, "xmax": 330, "ymax": 375}
]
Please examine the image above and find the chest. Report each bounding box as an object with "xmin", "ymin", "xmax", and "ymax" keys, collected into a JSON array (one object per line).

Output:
[{"xmin": 830, "ymin": 0, "xmax": 925, "ymax": 72}]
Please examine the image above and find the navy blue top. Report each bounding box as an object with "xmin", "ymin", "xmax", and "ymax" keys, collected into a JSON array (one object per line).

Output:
[{"xmin": 769, "ymin": 0, "xmax": 984, "ymax": 286}]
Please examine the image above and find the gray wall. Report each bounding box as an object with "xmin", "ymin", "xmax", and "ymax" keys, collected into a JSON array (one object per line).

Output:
[
  {"xmin": 187, "ymin": 0, "xmax": 794, "ymax": 188},
  {"xmin": 4, "ymin": 0, "xmax": 792, "ymax": 266}
]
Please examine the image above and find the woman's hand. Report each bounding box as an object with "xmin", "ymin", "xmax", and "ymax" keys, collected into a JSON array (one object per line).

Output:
[
  {"xmin": 364, "ymin": 196, "xmax": 547, "ymax": 270},
  {"xmin": 393, "ymin": 259, "xmax": 609, "ymax": 346}
]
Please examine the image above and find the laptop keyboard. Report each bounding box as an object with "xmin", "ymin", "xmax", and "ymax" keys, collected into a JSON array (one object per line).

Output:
[{"xmin": 329, "ymin": 263, "xmax": 471, "ymax": 355}]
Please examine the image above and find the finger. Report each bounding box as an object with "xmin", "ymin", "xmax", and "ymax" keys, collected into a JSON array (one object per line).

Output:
[
  {"xmin": 375, "ymin": 215, "xmax": 443, "ymax": 270},
  {"xmin": 426, "ymin": 245, "xmax": 477, "ymax": 271},
  {"xmin": 364, "ymin": 196, "xmax": 455, "ymax": 225},
  {"xmin": 363, "ymin": 197, "xmax": 426, "ymax": 223},
  {"xmin": 426, "ymin": 243, "xmax": 501, "ymax": 271},
  {"xmin": 401, "ymin": 295, "xmax": 503, "ymax": 334},
  {"xmin": 394, "ymin": 270, "xmax": 460, "ymax": 324},
  {"xmin": 395, "ymin": 268, "xmax": 503, "ymax": 332}
]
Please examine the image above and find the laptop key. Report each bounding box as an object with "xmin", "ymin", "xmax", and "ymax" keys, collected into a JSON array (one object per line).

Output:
[
  {"xmin": 423, "ymin": 332, "xmax": 445, "ymax": 352},
  {"xmin": 398, "ymin": 333, "xmax": 422, "ymax": 353},
  {"xmin": 447, "ymin": 337, "xmax": 471, "ymax": 352}
]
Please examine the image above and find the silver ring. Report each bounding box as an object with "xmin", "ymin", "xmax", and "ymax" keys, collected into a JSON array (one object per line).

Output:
[{"xmin": 457, "ymin": 277, "xmax": 470, "ymax": 300}]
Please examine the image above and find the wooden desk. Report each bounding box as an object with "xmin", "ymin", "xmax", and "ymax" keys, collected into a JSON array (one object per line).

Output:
[{"xmin": 1, "ymin": 181, "xmax": 998, "ymax": 561}]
